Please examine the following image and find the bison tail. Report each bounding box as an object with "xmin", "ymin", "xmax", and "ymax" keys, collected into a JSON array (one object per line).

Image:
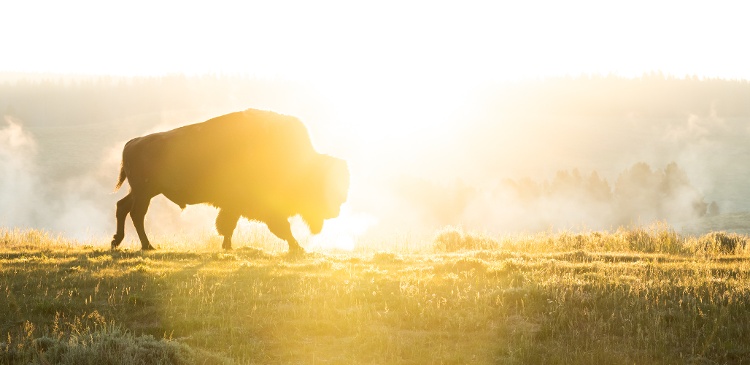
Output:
[{"xmin": 114, "ymin": 163, "xmax": 127, "ymax": 192}]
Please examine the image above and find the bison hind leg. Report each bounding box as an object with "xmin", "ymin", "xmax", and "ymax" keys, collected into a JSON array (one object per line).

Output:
[
  {"xmin": 130, "ymin": 193, "xmax": 156, "ymax": 250},
  {"xmin": 216, "ymin": 209, "xmax": 240, "ymax": 250},
  {"xmin": 112, "ymin": 193, "xmax": 133, "ymax": 249}
]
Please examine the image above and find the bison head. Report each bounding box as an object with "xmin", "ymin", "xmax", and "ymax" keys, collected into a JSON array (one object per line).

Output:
[{"xmin": 301, "ymin": 155, "xmax": 350, "ymax": 234}]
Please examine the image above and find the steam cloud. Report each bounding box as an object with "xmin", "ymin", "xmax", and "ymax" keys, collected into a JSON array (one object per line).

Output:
[
  {"xmin": 0, "ymin": 116, "xmax": 112, "ymax": 240},
  {"xmin": 356, "ymin": 108, "xmax": 750, "ymax": 241},
  {"xmin": 0, "ymin": 116, "xmax": 38, "ymax": 227}
]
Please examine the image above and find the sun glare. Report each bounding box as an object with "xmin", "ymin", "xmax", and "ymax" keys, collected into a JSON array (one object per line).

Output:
[
  {"xmin": 291, "ymin": 203, "xmax": 377, "ymax": 251},
  {"xmin": 313, "ymin": 72, "xmax": 474, "ymax": 171}
]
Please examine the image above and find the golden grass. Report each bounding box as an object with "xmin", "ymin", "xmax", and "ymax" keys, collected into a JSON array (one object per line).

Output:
[{"xmin": 2, "ymin": 225, "xmax": 750, "ymax": 364}]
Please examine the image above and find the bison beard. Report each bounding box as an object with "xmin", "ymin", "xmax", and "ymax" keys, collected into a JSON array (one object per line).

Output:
[{"xmin": 110, "ymin": 109, "xmax": 350, "ymax": 253}]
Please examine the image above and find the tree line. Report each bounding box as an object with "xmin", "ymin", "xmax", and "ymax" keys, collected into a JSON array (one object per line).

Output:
[{"xmin": 3, "ymin": 73, "xmax": 750, "ymax": 127}]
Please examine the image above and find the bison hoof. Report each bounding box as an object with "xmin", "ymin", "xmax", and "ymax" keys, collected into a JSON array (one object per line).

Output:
[
  {"xmin": 111, "ymin": 234, "xmax": 124, "ymax": 249},
  {"xmin": 142, "ymin": 244, "xmax": 156, "ymax": 251},
  {"xmin": 287, "ymin": 246, "xmax": 306, "ymax": 257}
]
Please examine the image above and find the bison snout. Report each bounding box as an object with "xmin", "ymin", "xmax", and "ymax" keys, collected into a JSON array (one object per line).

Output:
[{"xmin": 308, "ymin": 217, "xmax": 324, "ymax": 235}]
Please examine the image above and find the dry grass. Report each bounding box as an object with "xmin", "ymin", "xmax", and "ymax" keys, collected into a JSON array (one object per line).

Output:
[{"xmin": 3, "ymin": 225, "xmax": 750, "ymax": 364}]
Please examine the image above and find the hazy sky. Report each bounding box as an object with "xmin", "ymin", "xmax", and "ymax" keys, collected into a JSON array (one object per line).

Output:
[
  {"xmin": 3, "ymin": 0, "xmax": 748, "ymax": 81},
  {"xmin": 5, "ymin": 0, "xmax": 748, "ymax": 136}
]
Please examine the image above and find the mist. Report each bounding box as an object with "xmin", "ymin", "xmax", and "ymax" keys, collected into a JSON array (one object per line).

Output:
[
  {"xmin": 2, "ymin": 74, "xmax": 750, "ymax": 249},
  {"xmin": 345, "ymin": 75, "xmax": 750, "ymax": 241}
]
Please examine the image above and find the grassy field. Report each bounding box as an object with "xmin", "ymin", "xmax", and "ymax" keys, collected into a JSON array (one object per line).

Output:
[{"xmin": 3, "ymin": 225, "xmax": 750, "ymax": 364}]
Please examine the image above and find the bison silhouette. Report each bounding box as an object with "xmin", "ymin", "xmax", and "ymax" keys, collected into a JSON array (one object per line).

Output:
[{"xmin": 111, "ymin": 109, "xmax": 350, "ymax": 253}]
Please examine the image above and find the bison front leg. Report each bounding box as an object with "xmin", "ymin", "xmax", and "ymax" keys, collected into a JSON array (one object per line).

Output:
[
  {"xmin": 266, "ymin": 217, "xmax": 305, "ymax": 255},
  {"xmin": 216, "ymin": 208, "xmax": 240, "ymax": 250}
]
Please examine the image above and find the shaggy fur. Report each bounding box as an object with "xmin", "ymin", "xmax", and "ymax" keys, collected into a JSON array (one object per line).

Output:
[{"xmin": 111, "ymin": 109, "xmax": 350, "ymax": 253}]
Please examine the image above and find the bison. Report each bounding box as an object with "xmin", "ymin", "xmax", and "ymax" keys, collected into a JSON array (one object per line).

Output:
[{"xmin": 111, "ymin": 109, "xmax": 350, "ymax": 253}]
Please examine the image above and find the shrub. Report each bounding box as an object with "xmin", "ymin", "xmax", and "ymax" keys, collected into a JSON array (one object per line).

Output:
[
  {"xmin": 698, "ymin": 231, "xmax": 747, "ymax": 254},
  {"xmin": 2, "ymin": 323, "xmax": 227, "ymax": 365},
  {"xmin": 618, "ymin": 223, "xmax": 684, "ymax": 254},
  {"xmin": 432, "ymin": 226, "xmax": 498, "ymax": 252}
]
